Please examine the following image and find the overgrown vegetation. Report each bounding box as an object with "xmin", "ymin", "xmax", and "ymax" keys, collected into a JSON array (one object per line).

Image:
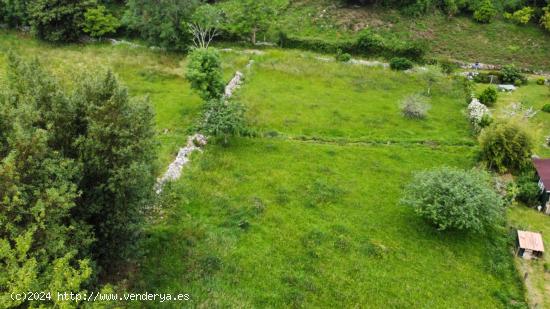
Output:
[
  {"xmin": 480, "ymin": 121, "xmax": 533, "ymax": 173},
  {"xmin": 0, "ymin": 54, "xmax": 156, "ymax": 306}
]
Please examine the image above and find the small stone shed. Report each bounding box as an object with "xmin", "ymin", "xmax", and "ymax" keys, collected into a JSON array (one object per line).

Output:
[{"xmin": 516, "ymin": 230, "xmax": 544, "ymax": 259}]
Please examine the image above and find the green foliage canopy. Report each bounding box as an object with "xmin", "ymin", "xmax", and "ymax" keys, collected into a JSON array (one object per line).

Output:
[
  {"xmin": 83, "ymin": 5, "xmax": 120, "ymax": 38},
  {"xmin": 402, "ymin": 167, "xmax": 505, "ymax": 232},
  {"xmin": 480, "ymin": 121, "xmax": 533, "ymax": 173},
  {"xmin": 28, "ymin": 0, "xmax": 96, "ymax": 42},
  {"xmin": 185, "ymin": 48, "xmax": 225, "ymax": 101}
]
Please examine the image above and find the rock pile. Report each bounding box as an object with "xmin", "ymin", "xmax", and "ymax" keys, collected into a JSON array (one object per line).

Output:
[{"xmin": 155, "ymin": 134, "xmax": 207, "ymax": 194}]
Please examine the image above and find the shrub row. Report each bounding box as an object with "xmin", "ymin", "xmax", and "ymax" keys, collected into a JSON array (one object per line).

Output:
[{"xmin": 277, "ymin": 30, "xmax": 428, "ymax": 61}]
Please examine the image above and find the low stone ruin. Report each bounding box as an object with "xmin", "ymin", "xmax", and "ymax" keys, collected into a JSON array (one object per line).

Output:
[
  {"xmin": 225, "ymin": 71, "xmax": 244, "ymax": 98},
  {"xmin": 155, "ymin": 134, "xmax": 207, "ymax": 194}
]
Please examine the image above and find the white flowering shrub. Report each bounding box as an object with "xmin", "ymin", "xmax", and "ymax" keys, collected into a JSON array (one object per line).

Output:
[{"xmin": 468, "ymin": 98, "xmax": 491, "ymax": 132}]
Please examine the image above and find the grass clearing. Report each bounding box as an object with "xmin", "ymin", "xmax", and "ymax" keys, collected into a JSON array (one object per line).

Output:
[
  {"xmin": 0, "ymin": 30, "xmax": 532, "ymax": 307},
  {"xmin": 139, "ymin": 138, "xmax": 523, "ymax": 308},
  {"xmin": 237, "ymin": 50, "xmax": 473, "ymax": 143}
]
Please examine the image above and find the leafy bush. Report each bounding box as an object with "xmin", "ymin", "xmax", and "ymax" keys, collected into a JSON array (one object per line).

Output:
[
  {"xmin": 480, "ymin": 121, "xmax": 533, "ymax": 173},
  {"xmin": 479, "ymin": 113, "xmax": 494, "ymax": 128},
  {"xmin": 501, "ymin": 65, "xmax": 526, "ymax": 84},
  {"xmin": 542, "ymin": 104, "xmax": 550, "ymax": 113},
  {"xmin": 335, "ymin": 50, "xmax": 352, "ymax": 62},
  {"xmin": 356, "ymin": 29, "xmax": 385, "ymax": 54},
  {"xmin": 390, "ymin": 57, "xmax": 414, "ymax": 70},
  {"xmin": 402, "ymin": 167, "xmax": 505, "ymax": 232},
  {"xmin": 0, "ymin": 0, "xmax": 30, "ymax": 27},
  {"xmin": 124, "ymin": 0, "xmax": 200, "ymax": 51},
  {"xmin": 198, "ymin": 99, "xmax": 248, "ymax": 145},
  {"xmin": 185, "ymin": 48, "xmax": 225, "ymax": 101},
  {"xmin": 400, "ymin": 94, "xmax": 431, "ymax": 119},
  {"xmin": 537, "ymin": 78, "xmax": 546, "ymax": 85},
  {"xmin": 83, "ymin": 5, "xmax": 120, "ymax": 38},
  {"xmin": 474, "ymin": 0, "xmax": 497, "ymax": 23},
  {"xmin": 504, "ymin": 7, "xmax": 534, "ymax": 24},
  {"xmin": 540, "ymin": 6, "xmax": 550, "ymax": 32},
  {"xmin": 478, "ymin": 86, "xmax": 498, "ymax": 106},
  {"xmin": 515, "ymin": 172, "xmax": 541, "ymax": 207},
  {"xmin": 28, "ymin": 0, "xmax": 95, "ymax": 42}
]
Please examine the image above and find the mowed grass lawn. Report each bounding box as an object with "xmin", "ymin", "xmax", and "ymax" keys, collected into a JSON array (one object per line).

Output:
[
  {"xmin": 139, "ymin": 140, "xmax": 524, "ymax": 308},
  {"xmin": 137, "ymin": 50, "xmax": 524, "ymax": 307},
  {"xmin": 236, "ymin": 50, "xmax": 472, "ymax": 144}
]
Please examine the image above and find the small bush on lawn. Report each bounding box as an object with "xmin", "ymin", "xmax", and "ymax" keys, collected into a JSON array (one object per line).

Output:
[
  {"xmin": 355, "ymin": 29, "xmax": 384, "ymax": 54},
  {"xmin": 400, "ymin": 94, "xmax": 431, "ymax": 119},
  {"xmin": 390, "ymin": 57, "xmax": 413, "ymax": 71},
  {"xmin": 402, "ymin": 167, "xmax": 505, "ymax": 233},
  {"xmin": 474, "ymin": 0, "xmax": 497, "ymax": 23},
  {"xmin": 198, "ymin": 99, "xmax": 248, "ymax": 145},
  {"xmin": 480, "ymin": 121, "xmax": 534, "ymax": 173},
  {"xmin": 335, "ymin": 50, "xmax": 352, "ymax": 62},
  {"xmin": 478, "ymin": 86, "xmax": 498, "ymax": 106},
  {"xmin": 501, "ymin": 65, "xmax": 526, "ymax": 84},
  {"xmin": 537, "ymin": 78, "xmax": 546, "ymax": 85},
  {"xmin": 542, "ymin": 104, "xmax": 550, "ymax": 113},
  {"xmin": 515, "ymin": 172, "xmax": 541, "ymax": 207}
]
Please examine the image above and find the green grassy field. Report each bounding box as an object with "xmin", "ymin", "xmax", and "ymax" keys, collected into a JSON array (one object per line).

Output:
[
  {"xmin": 237, "ymin": 50, "xmax": 472, "ymax": 143},
  {"xmin": 0, "ymin": 30, "xmax": 531, "ymax": 307},
  {"xmin": 137, "ymin": 139, "xmax": 525, "ymax": 308}
]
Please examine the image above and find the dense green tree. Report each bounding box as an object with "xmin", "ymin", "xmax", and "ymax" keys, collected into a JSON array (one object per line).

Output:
[
  {"xmin": 185, "ymin": 47, "xmax": 225, "ymax": 101},
  {"xmin": 0, "ymin": 54, "xmax": 157, "ymax": 294},
  {"xmin": 124, "ymin": 0, "xmax": 201, "ymax": 51},
  {"xmin": 480, "ymin": 121, "xmax": 533, "ymax": 173},
  {"xmin": 0, "ymin": 55, "xmax": 93, "ymax": 308},
  {"xmin": 402, "ymin": 167, "xmax": 505, "ymax": 232},
  {"xmin": 72, "ymin": 70, "xmax": 157, "ymax": 268},
  {"xmin": 231, "ymin": 0, "xmax": 275, "ymax": 44},
  {"xmin": 0, "ymin": 0, "xmax": 30, "ymax": 27},
  {"xmin": 473, "ymin": 0, "xmax": 497, "ymax": 23},
  {"xmin": 83, "ymin": 5, "xmax": 120, "ymax": 38},
  {"xmin": 28, "ymin": 0, "xmax": 97, "ymax": 42}
]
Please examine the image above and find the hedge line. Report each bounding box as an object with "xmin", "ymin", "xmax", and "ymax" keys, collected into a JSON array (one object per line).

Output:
[{"xmin": 277, "ymin": 30, "xmax": 427, "ymax": 61}]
